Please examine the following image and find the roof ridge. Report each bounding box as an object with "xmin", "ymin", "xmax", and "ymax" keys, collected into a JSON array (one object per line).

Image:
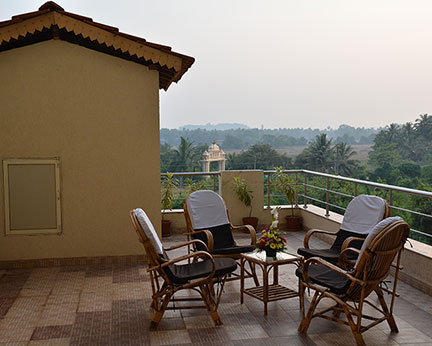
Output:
[{"xmin": 39, "ymin": 2, "xmax": 64, "ymax": 12}]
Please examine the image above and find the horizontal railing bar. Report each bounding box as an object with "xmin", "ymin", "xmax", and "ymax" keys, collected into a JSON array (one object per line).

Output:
[
  {"xmin": 409, "ymin": 228, "xmax": 432, "ymax": 239},
  {"xmin": 264, "ymin": 169, "xmax": 432, "ymax": 198},
  {"xmin": 326, "ymin": 203, "xmax": 346, "ymax": 211},
  {"xmin": 390, "ymin": 205, "xmax": 432, "ymax": 219},
  {"xmin": 161, "ymin": 171, "xmax": 220, "ymax": 177}
]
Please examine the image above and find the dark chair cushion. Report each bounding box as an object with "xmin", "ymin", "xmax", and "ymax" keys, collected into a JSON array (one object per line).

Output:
[
  {"xmin": 297, "ymin": 229, "xmax": 367, "ymax": 263},
  {"xmin": 212, "ymin": 245, "xmax": 256, "ymax": 255},
  {"xmin": 164, "ymin": 258, "xmax": 237, "ymax": 285},
  {"xmin": 296, "ymin": 263, "xmax": 351, "ymax": 295},
  {"xmin": 193, "ymin": 223, "xmax": 235, "ymax": 251},
  {"xmin": 297, "ymin": 248, "xmax": 340, "ymax": 263}
]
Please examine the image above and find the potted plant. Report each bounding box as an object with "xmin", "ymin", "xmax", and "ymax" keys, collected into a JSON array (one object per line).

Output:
[
  {"xmin": 161, "ymin": 173, "xmax": 179, "ymax": 237},
  {"xmin": 233, "ymin": 176, "xmax": 259, "ymax": 229},
  {"xmin": 273, "ymin": 167, "xmax": 301, "ymax": 231}
]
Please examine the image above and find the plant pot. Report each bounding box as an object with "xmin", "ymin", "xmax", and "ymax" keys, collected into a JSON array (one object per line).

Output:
[
  {"xmin": 285, "ymin": 215, "xmax": 301, "ymax": 231},
  {"xmin": 161, "ymin": 220, "xmax": 171, "ymax": 237},
  {"xmin": 265, "ymin": 248, "xmax": 277, "ymax": 261},
  {"xmin": 242, "ymin": 216, "xmax": 259, "ymax": 230}
]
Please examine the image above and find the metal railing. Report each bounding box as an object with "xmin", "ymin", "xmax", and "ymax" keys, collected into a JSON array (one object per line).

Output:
[
  {"xmin": 264, "ymin": 169, "xmax": 432, "ymax": 244},
  {"xmin": 160, "ymin": 169, "xmax": 432, "ymax": 244},
  {"xmin": 160, "ymin": 171, "xmax": 220, "ymax": 209}
]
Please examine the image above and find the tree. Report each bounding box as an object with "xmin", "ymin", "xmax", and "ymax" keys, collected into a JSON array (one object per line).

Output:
[
  {"xmin": 304, "ymin": 134, "xmax": 334, "ymax": 172},
  {"xmin": 333, "ymin": 142, "xmax": 357, "ymax": 176},
  {"xmin": 173, "ymin": 137, "xmax": 194, "ymax": 172}
]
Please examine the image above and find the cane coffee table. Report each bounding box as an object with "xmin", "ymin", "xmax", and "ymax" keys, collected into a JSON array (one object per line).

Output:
[{"xmin": 240, "ymin": 250, "xmax": 302, "ymax": 315}]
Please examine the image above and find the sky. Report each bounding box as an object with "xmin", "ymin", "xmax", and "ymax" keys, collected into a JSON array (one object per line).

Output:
[{"xmin": 1, "ymin": 1, "xmax": 432, "ymax": 129}]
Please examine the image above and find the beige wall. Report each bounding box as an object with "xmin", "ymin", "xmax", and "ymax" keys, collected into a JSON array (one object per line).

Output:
[{"xmin": 0, "ymin": 40, "xmax": 160, "ymax": 261}]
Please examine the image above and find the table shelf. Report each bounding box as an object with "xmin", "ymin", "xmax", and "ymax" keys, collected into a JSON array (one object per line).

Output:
[{"xmin": 243, "ymin": 284, "xmax": 298, "ymax": 302}]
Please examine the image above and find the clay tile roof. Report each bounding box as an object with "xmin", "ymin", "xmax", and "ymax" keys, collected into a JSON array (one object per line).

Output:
[{"xmin": 0, "ymin": 1, "xmax": 194, "ymax": 90}]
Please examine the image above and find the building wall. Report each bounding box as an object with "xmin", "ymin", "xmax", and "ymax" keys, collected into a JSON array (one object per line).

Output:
[{"xmin": 0, "ymin": 40, "xmax": 160, "ymax": 261}]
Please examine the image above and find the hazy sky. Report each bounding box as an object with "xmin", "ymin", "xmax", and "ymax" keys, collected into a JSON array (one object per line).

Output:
[{"xmin": 2, "ymin": 1, "xmax": 432, "ymax": 129}]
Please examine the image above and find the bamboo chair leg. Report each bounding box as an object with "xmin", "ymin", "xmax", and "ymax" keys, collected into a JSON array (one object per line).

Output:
[
  {"xmin": 342, "ymin": 305, "xmax": 365, "ymax": 346},
  {"xmin": 299, "ymin": 279, "xmax": 306, "ymax": 319},
  {"xmin": 150, "ymin": 292, "xmax": 172, "ymax": 329},
  {"xmin": 298, "ymin": 290, "xmax": 320, "ymax": 334},
  {"xmin": 200, "ymin": 283, "xmax": 222, "ymax": 326},
  {"xmin": 375, "ymin": 287, "xmax": 398, "ymax": 332}
]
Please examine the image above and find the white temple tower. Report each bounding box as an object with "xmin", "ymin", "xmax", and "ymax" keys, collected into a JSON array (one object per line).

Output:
[{"xmin": 201, "ymin": 141, "xmax": 226, "ymax": 172}]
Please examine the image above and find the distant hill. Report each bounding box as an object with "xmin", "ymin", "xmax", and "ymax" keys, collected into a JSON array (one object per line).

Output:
[
  {"xmin": 180, "ymin": 123, "xmax": 249, "ymax": 130},
  {"xmin": 161, "ymin": 124, "xmax": 379, "ymax": 149}
]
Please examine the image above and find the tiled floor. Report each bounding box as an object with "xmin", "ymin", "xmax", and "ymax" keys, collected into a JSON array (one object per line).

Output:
[{"xmin": 0, "ymin": 232, "xmax": 431, "ymax": 346}]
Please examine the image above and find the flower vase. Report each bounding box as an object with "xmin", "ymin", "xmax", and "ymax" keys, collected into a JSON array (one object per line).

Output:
[{"xmin": 265, "ymin": 249, "xmax": 277, "ymax": 261}]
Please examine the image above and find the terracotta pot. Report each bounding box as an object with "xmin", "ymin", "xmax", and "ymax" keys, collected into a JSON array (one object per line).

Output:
[
  {"xmin": 285, "ymin": 215, "xmax": 301, "ymax": 231},
  {"xmin": 161, "ymin": 220, "xmax": 171, "ymax": 237},
  {"xmin": 242, "ymin": 216, "xmax": 259, "ymax": 230}
]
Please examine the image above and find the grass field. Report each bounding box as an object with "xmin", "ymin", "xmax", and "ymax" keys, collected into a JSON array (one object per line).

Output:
[{"xmin": 227, "ymin": 144, "xmax": 372, "ymax": 162}]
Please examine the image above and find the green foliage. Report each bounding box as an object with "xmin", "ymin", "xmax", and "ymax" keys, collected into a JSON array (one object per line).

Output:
[
  {"xmin": 161, "ymin": 173, "xmax": 179, "ymax": 219},
  {"xmin": 226, "ymin": 144, "xmax": 292, "ymax": 170},
  {"xmin": 233, "ymin": 176, "xmax": 253, "ymax": 217},
  {"xmin": 184, "ymin": 178, "xmax": 207, "ymax": 196},
  {"xmin": 272, "ymin": 167, "xmax": 298, "ymax": 216}
]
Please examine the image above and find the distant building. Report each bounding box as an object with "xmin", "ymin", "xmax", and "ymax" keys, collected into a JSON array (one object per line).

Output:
[{"xmin": 202, "ymin": 141, "xmax": 226, "ymax": 172}]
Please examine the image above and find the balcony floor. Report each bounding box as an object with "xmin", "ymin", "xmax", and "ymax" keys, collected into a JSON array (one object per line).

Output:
[{"xmin": 0, "ymin": 232, "xmax": 431, "ymax": 346}]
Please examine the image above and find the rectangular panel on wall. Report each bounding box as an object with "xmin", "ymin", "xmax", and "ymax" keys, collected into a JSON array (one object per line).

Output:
[{"xmin": 3, "ymin": 158, "xmax": 61, "ymax": 235}]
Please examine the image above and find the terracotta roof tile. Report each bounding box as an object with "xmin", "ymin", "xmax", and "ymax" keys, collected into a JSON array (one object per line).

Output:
[{"xmin": 0, "ymin": 1, "xmax": 194, "ymax": 90}]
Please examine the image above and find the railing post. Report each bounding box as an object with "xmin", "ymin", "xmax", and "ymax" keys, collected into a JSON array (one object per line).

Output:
[
  {"xmin": 303, "ymin": 174, "xmax": 308, "ymax": 209},
  {"xmin": 325, "ymin": 177, "xmax": 330, "ymax": 217},
  {"xmin": 295, "ymin": 172, "xmax": 299, "ymax": 207},
  {"xmin": 213, "ymin": 174, "xmax": 217, "ymax": 192},
  {"xmin": 266, "ymin": 174, "xmax": 271, "ymax": 209},
  {"xmin": 389, "ymin": 189, "xmax": 393, "ymax": 216}
]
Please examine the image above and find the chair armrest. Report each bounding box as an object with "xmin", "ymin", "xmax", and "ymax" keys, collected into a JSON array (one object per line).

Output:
[
  {"xmin": 231, "ymin": 224, "xmax": 257, "ymax": 245},
  {"xmin": 150, "ymin": 251, "xmax": 217, "ymax": 287},
  {"xmin": 302, "ymin": 256, "xmax": 364, "ymax": 286},
  {"xmin": 149, "ymin": 251, "xmax": 216, "ymax": 277},
  {"xmin": 338, "ymin": 247, "xmax": 361, "ymax": 270},
  {"xmin": 164, "ymin": 239, "xmax": 209, "ymax": 253},
  {"xmin": 341, "ymin": 236, "xmax": 365, "ymax": 252},
  {"xmin": 184, "ymin": 230, "xmax": 214, "ymax": 252},
  {"xmin": 303, "ymin": 229, "xmax": 338, "ymax": 249}
]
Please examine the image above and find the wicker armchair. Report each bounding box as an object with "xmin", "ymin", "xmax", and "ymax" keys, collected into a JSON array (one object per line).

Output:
[
  {"xmin": 130, "ymin": 208, "xmax": 236, "ymax": 328},
  {"xmin": 297, "ymin": 216, "xmax": 410, "ymax": 346},
  {"xmin": 184, "ymin": 190, "xmax": 259, "ymax": 284},
  {"xmin": 298, "ymin": 195, "xmax": 389, "ymax": 265}
]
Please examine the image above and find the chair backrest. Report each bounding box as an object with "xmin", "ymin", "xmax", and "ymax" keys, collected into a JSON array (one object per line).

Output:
[
  {"xmin": 185, "ymin": 190, "xmax": 229, "ymax": 229},
  {"xmin": 340, "ymin": 195, "xmax": 388, "ymax": 235},
  {"xmin": 184, "ymin": 190, "xmax": 235, "ymax": 250},
  {"xmin": 347, "ymin": 217, "xmax": 410, "ymax": 300},
  {"xmin": 130, "ymin": 208, "xmax": 165, "ymax": 267}
]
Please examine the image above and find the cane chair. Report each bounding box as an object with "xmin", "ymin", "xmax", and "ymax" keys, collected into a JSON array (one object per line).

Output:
[
  {"xmin": 130, "ymin": 208, "xmax": 237, "ymax": 328},
  {"xmin": 184, "ymin": 190, "xmax": 259, "ymax": 284},
  {"xmin": 297, "ymin": 216, "xmax": 410, "ymax": 346},
  {"xmin": 298, "ymin": 195, "xmax": 389, "ymax": 265}
]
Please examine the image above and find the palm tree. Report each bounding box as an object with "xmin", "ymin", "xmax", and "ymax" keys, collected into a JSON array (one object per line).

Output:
[
  {"xmin": 333, "ymin": 142, "xmax": 357, "ymax": 176},
  {"xmin": 306, "ymin": 134, "xmax": 334, "ymax": 172},
  {"xmin": 174, "ymin": 137, "xmax": 194, "ymax": 172}
]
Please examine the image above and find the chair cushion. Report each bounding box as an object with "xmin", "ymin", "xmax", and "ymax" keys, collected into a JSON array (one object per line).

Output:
[
  {"xmin": 212, "ymin": 245, "xmax": 256, "ymax": 255},
  {"xmin": 164, "ymin": 258, "xmax": 237, "ymax": 285},
  {"xmin": 341, "ymin": 195, "xmax": 386, "ymax": 235},
  {"xmin": 297, "ymin": 248, "xmax": 341, "ymax": 263},
  {"xmin": 134, "ymin": 208, "xmax": 163, "ymax": 255},
  {"xmin": 194, "ymin": 223, "xmax": 236, "ymax": 250},
  {"xmin": 296, "ymin": 263, "xmax": 351, "ymax": 295},
  {"xmin": 297, "ymin": 229, "xmax": 367, "ymax": 263},
  {"xmin": 186, "ymin": 190, "xmax": 229, "ymax": 229}
]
